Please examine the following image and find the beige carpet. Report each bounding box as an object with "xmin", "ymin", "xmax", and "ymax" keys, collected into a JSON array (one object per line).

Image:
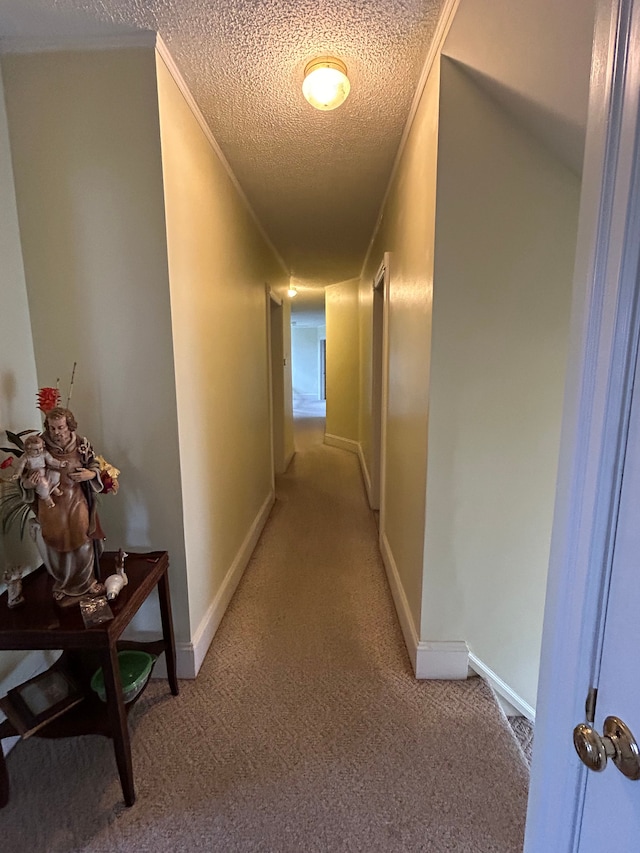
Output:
[
  {"xmin": 0, "ymin": 416, "xmax": 529, "ymax": 852},
  {"xmin": 508, "ymin": 717, "xmax": 534, "ymax": 765}
]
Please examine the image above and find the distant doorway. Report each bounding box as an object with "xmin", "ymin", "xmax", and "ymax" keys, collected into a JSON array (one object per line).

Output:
[
  {"xmin": 268, "ymin": 291, "xmax": 286, "ymax": 476},
  {"xmin": 320, "ymin": 338, "xmax": 326, "ymax": 401},
  {"xmin": 291, "ymin": 312, "xmax": 326, "ymax": 418}
]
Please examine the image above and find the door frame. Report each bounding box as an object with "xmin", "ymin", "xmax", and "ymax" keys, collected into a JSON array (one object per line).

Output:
[
  {"xmin": 525, "ymin": 0, "xmax": 640, "ymax": 848},
  {"xmin": 266, "ymin": 286, "xmax": 285, "ymax": 487},
  {"xmin": 370, "ymin": 254, "xmax": 391, "ymax": 516},
  {"xmin": 319, "ymin": 337, "xmax": 326, "ymax": 401}
]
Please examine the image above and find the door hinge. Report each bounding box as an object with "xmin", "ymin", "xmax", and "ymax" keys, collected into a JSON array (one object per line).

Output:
[{"xmin": 585, "ymin": 686, "xmax": 598, "ymax": 724}]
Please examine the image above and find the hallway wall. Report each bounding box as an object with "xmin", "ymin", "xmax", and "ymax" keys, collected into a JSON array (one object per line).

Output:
[
  {"xmin": 0, "ymin": 60, "xmax": 44, "ymax": 696},
  {"xmin": 358, "ymin": 0, "xmax": 590, "ymax": 710},
  {"xmin": 155, "ymin": 51, "xmax": 290, "ymax": 651},
  {"xmin": 1, "ymin": 47, "xmax": 192, "ymax": 648},
  {"xmin": 424, "ymin": 59, "xmax": 579, "ymax": 709},
  {"xmin": 359, "ymin": 62, "xmax": 440, "ymax": 641},
  {"xmin": 0, "ymin": 44, "xmax": 292, "ymax": 680},
  {"xmin": 326, "ymin": 279, "xmax": 359, "ymax": 447}
]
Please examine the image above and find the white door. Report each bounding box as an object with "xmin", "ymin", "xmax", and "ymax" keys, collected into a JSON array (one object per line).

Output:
[
  {"xmin": 525, "ymin": 0, "xmax": 640, "ymax": 849},
  {"xmin": 577, "ymin": 340, "xmax": 640, "ymax": 849}
]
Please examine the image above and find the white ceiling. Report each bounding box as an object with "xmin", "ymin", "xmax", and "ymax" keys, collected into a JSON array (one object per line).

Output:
[{"xmin": 0, "ymin": 0, "xmax": 595, "ymax": 305}]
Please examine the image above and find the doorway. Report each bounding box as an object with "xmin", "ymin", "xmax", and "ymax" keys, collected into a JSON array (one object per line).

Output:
[
  {"xmin": 370, "ymin": 254, "xmax": 390, "ymax": 515},
  {"xmin": 319, "ymin": 338, "xmax": 326, "ymax": 401},
  {"xmin": 268, "ymin": 290, "xmax": 286, "ymax": 477}
]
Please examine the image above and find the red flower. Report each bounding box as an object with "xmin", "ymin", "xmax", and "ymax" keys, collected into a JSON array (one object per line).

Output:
[
  {"xmin": 36, "ymin": 387, "xmax": 60, "ymax": 413},
  {"xmin": 0, "ymin": 457, "xmax": 14, "ymax": 469}
]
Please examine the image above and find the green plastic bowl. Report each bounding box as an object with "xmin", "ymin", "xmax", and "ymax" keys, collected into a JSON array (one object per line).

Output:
[{"xmin": 90, "ymin": 650, "xmax": 155, "ymax": 704}]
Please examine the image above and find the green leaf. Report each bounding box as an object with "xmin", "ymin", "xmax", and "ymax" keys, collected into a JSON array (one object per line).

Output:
[{"xmin": 0, "ymin": 483, "xmax": 34, "ymax": 538}]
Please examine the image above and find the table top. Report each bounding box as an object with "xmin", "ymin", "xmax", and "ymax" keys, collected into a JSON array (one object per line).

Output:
[{"xmin": 0, "ymin": 551, "xmax": 168, "ymax": 650}]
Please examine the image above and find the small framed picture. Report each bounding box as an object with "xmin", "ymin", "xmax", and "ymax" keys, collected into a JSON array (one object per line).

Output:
[{"xmin": 0, "ymin": 668, "xmax": 83, "ymax": 738}]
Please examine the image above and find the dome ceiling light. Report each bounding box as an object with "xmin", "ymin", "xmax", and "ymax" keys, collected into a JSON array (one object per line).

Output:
[{"xmin": 302, "ymin": 56, "xmax": 350, "ymax": 111}]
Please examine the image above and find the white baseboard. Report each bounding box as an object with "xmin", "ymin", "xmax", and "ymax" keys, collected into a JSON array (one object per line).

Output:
[
  {"xmin": 379, "ymin": 531, "xmax": 469, "ymax": 679},
  {"xmin": 379, "ymin": 530, "xmax": 420, "ymax": 672},
  {"xmin": 324, "ymin": 433, "xmax": 359, "ymax": 454},
  {"xmin": 282, "ymin": 448, "xmax": 295, "ymax": 472},
  {"xmin": 357, "ymin": 443, "xmax": 374, "ymax": 504},
  {"xmin": 177, "ymin": 490, "xmax": 275, "ymax": 678},
  {"xmin": 468, "ymin": 652, "xmax": 535, "ymax": 721},
  {"xmin": 415, "ymin": 641, "xmax": 470, "ymax": 680}
]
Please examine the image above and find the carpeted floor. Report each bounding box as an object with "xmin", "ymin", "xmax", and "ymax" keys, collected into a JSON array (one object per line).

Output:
[
  {"xmin": 508, "ymin": 717, "xmax": 534, "ymax": 765},
  {"xmin": 0, "ymin": 415, "xmax": 529, "ymax": 852}
]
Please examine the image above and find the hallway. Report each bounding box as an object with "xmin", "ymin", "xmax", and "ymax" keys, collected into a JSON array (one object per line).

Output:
[{"xmin": 1, "ymin": 416, "xmax": 529, "ymax": 852}]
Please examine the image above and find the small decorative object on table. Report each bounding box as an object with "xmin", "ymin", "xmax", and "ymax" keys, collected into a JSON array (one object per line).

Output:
[
  {"xmin": 79, "ymin": 595, "xmax": 114, "ymax": 628},
  {"xmin": 104, "ymin": 548, "xmax": 129, "ymax": 601},
  {"xmin": 3, "ymin": 567, "xmax": 25, "ymax": 609}
]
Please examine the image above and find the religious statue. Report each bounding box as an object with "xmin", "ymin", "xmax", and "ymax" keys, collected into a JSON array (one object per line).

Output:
[{"xmin": 17, "ymin": 407, "xmax": 106, "ymax": 605}]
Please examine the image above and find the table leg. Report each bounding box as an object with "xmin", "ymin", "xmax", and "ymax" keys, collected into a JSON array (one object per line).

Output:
[
  {"xmin": 158, "ymin": 570, "xmax": 179, "ymax": 696},
  {"xmin": 101, "ymin": 645, "xmax": 136, "ymax": 806},
  {"xmin": 0, "ymin": 743, "xmax": 9, "ymax": 807}
]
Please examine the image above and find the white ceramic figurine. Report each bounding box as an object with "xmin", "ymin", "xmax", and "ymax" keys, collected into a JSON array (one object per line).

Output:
[{"xmin": 104, "ymin": 548, "xmax": 128, "ymax": 601}]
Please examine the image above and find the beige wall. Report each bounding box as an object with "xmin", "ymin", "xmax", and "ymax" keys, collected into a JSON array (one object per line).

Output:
[
  {"xmin": 326, "ymin": 279, "xmax": 359, "ymax": 443},
  {"xmin": 2, "ymin": 48, "xmax": 191, "ymax": 643},
  {"xmin": 359, "ymin": 63, "xmax": 440, "ymax": 632},
  {"xmin": 0, "ymin": 62, "xmax": 44, "ymax": 692},
  {"xmin": 155, "ymin": 53, "xmax": 290, "ymax": 637},
  {"xmin": 1, "ymin": 45, "xmax": 293, "ymax": 681},
  {"xmin": 423, "ymin": 60, "xmax": 579, "ymax": 706}
]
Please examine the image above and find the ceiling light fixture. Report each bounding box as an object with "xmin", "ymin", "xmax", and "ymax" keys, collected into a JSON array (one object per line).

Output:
[
  {"xmin": 302, "ymin": 56, "xmax": 350, "ymax": 111},
  {"xmin": 287, "ymin": 285, "xmax": 298, "ymax": 298}
]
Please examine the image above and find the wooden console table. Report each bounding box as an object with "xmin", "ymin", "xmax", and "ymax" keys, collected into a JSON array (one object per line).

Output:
[{"xmin": 0, "ymin": 550, "xmax": 178, "ymax": 807}]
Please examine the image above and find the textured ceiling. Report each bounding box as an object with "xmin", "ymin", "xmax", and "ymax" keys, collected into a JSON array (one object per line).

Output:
[{"xmin": 0, "ymin": 0, "xmax": 446, "ymax": 291}]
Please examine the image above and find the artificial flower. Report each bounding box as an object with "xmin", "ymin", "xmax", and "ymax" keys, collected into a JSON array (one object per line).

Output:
[
  {"xmin": 36, "ymin": 387, "xmax": 61, "ymax": 413},
  {"xmin": 96, "ymin": 455, "xmax": 120, "ymax": 495}
]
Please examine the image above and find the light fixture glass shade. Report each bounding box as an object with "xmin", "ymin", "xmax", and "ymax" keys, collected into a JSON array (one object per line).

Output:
[
  {"xmin": 287, "ymin": 286, "xmax": 298, "ymax": 298},
  {"xmin": 302, "ymin": 57, "xmax": 350, "ymax": 111}
]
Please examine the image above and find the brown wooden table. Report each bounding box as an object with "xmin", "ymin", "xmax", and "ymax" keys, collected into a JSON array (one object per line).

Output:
[{"xmin": 0, "ymin": 550, "xmax": 178, "ymax": 807}]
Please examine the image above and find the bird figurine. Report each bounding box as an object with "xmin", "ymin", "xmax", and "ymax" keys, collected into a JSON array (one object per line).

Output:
[{"xmin": 104, "ymin": 549, "xmax": 128, "ymax": 601}]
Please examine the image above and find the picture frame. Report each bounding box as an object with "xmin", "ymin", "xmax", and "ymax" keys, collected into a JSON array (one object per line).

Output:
[{"xmin": 0, "ymin": 667, "xmax": 83, "ymax": 738}]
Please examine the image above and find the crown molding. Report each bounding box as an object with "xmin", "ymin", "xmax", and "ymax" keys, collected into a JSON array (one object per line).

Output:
[
  {"xmin": 360, "ymin": 0, "xmax": 461, "ymax": 279},
  {"xmin": 0, "ymin": 31, "xmax": 156, "ymax": 55},
  {"xmin": 154, "ymin": 34, "xmax": 290, "ymax": 279}
]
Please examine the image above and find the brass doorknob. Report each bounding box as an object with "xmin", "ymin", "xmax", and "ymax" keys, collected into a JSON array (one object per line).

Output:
[{"xmin": 573, "ymin": 716, "xmax": 640, "ymax": 780}]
